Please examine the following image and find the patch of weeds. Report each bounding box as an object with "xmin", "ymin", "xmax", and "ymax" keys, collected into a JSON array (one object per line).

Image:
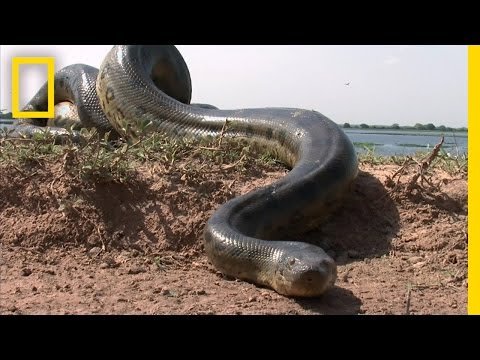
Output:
[
  {"xmin": 434, "ymin": 148, "xmax": 467, "ymax": 176},
  {"xmin": 358, "ymin": 140, "xmax": 467, "ymax": 178},
  {"xmin": 354, "ymin": 142, "xmax": 384, "ymax": 149},
  {"xmin": 72, "ymin": 129, "xmax": 133, "ymax": 183},
  {"xmin": 0, "ymin": 119, "xmax": 304, "ymax": 185},
  {"xmin": 358, "ymin": 147, "xmax": 394, "ymax": 165},
  {"xmin": 57, "ymin": 195, "xmax": 85, "ymax": 217},
  {"xmin": 0, "ymin": 128, "xmax": 62, "ymax": 166}
]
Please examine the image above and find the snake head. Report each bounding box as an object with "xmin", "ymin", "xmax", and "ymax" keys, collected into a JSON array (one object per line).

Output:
[{"xmin": 271, "ymin": 243, "xmax": 337, "ymax": 297}]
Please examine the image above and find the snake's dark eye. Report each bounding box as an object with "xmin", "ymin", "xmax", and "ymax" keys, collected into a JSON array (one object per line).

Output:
[{"xmin": 289, "ymin": 258, "xmax": 296, "ymax": 266}]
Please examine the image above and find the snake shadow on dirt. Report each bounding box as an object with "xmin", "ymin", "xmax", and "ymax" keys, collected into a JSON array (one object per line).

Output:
[
  {"xmin": 36, "ymin": 164, "xmax": 399, "ymax": 314},
  {"xmin": 292, "ymin": 170, "xmax": 400, "ymax": 314}
]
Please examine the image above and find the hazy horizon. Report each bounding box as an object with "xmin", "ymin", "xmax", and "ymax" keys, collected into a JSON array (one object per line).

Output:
[{"xmin": 0, "ymin": 45, "xmax": 468, "ymax": 128}]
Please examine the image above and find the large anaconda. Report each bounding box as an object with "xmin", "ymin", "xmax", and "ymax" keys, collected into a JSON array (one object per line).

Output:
[{"xmin": 9, "ymin": 45, "xmax": 358, "ymax": 297}]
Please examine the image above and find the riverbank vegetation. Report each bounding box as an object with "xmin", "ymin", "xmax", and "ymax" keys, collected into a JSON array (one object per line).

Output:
[{"xmin": 342, "ymin": 122, "xmax": 467, "ymax": 132}]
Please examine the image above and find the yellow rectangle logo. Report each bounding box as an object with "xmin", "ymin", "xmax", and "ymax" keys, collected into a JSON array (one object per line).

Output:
[
  {"xmin": 468, "ymin": 45, "xmax": 479, "ymax": 315},
  {"xmin": 12, "ymin": 57, "xmax": 55, "ymax": 118}
]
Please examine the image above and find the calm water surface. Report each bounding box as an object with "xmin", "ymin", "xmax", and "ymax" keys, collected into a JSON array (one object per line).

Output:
[{"xmin": 343, "ymin": 128, "xmax": 467, "ymax": 156}]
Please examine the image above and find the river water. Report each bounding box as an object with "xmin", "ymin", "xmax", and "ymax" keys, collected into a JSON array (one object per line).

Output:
[{"xmin": 343, "ymin": 128, "xmax": 467, "ymax": 156}]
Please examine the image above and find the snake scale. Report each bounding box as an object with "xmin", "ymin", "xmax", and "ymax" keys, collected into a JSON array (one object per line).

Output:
[{"xmin": 9, "ymin": 45, "xmax": 359, "ymax": 297}]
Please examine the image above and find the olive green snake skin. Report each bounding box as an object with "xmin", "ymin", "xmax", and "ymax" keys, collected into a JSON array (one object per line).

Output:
[{"xmin": 7, "ymin": 45, "xmax": 359, "ymax": 297}]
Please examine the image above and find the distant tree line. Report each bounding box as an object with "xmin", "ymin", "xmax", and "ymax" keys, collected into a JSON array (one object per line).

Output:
[
  {"xmin": 0, "ymin": 110, "xmax": 12, "ymax": 119},
  {"xmin": 342, "ymin": 122, "xmax": 467, "ymax": 132}
]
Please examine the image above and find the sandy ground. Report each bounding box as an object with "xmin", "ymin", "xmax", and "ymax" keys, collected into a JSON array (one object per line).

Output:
[{"xmin": 0, "ymin": 151, "xmax": 467, "ymax": 315}]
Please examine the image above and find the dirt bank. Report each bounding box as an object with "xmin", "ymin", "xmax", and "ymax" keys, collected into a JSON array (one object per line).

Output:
[{"xmin": 0, "ymin": 141, "xmax": 467, "ymax": 314}]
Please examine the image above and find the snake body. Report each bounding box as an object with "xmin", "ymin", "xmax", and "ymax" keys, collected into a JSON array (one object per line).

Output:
[{"xmin": 11, "ymin": 45, "xmax": 358, "ymax": 297}]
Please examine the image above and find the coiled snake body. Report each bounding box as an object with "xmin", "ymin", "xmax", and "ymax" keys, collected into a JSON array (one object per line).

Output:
[{"xmin": 11, "ymin": 45, "xmax": 358, "ymax": 297}]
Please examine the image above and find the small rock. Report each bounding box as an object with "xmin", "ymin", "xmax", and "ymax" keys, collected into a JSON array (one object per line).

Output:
[
  {"xmin": 117, "ymin": 297, "xmax": 128, "ymax": 303},
  {"xmin": 196, "ymin": 289, "xmax": 207, "ymax": 296},
  {"xmin": 100, "ymin": 262, "xmax": 109, "ymax": 269},
  {"xmin": 128, "ymin": 266, "xmax": 146, "ymax": 275},
  {"xmin": 260, "ymin": 291, "xmax": 271, "ymax": 299},
  {"xmin": 21, "ymin": 268, "xmax": 32, "ymax": 276},
  {"xmin": 248, "ymin": 296, "xmax": 257, "ymax": 303},
  {"xmin": 8, "ymin": 305, "xmax": 18, "ymax": 312},
  {"xmin": 412, "ymin": 261, "xmax": 426, "ymax": 269},
  {"xmin": 408, "ymin": 256, "xmax": 423, "ymax": 264},
  {"xmin": 161, "ymin": 289, "xmax": 171, "ymax": 296},
  {"xmin": 102, "ymin": 257, "xmax": 119, "ymax": 269},
  {"xmin": 44, "ymin": 269, "xmax": 56, "ymax": 275},
  {"xmin": 444, "ymin": 253, "xmax": 457, "ymax": 265},
  {"xmin": 32, "ymin": 286, "xmax": 38, "ymax": 292},
  {"xmin": 88, "ymin": 247, "xmax": 102, "ymax": 257}
]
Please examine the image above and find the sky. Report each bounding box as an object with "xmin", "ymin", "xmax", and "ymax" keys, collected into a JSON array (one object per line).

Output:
[{"xmin": 0, "ymin": 45, "xmax": 468, "ymax": 127}]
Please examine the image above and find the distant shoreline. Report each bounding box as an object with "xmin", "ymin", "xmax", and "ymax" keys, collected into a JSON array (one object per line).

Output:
[
  {"xmin": 0, "ymin": 110, "xmax": 468, "ymax": 133},
  {"xmin": 338, "ymin": 123, "xmax": 467, "ymax": 133},
  {"xmin": 343, "ymin": 128, "xmax": 468, "ymax": 137}
]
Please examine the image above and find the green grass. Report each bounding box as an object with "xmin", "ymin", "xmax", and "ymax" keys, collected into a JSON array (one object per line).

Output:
[
  {"xmin": 0, "ymin": 128, "xmax": 274, "ymax": 183},
  {"xmin": 357, "ymin": 146, "xmax": 468, "ymax": 176},
  {"xmin": 397, "ymin": 143, "xmax": 457, "ymax": 148},
  {"xmin": 1, "ymin": 126, "xmax": 467, "ymax": 183},
  {"xmin": 397, "ymin": 143, "xmax": 430, "ymax": 148},
  {"xmin": 353, "ymin": 142, "xmax": 384, "ymax": 148}
]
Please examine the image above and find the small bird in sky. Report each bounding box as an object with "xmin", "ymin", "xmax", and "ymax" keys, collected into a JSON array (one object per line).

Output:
[{"xmin": 344, "ymin": 82, "xmax": 350, "ymax": 86}]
